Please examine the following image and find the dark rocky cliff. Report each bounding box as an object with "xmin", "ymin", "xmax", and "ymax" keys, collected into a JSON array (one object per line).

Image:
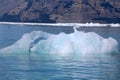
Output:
[{"xmin": 0, "ymin": 0, "xmax": 120, "ymax": 23}]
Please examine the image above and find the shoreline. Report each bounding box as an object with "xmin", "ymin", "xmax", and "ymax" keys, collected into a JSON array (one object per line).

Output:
[{"xmin": 0, "ymin": 22, "xmax": 119, "ymax": 27}]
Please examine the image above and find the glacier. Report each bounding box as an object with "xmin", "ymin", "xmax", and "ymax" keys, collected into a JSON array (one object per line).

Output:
[{"xmin": 0, "ymin": 22, "xmax": 120, "ymax": 27}]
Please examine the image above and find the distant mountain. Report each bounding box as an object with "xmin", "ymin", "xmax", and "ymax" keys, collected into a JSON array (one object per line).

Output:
[{"xmin": 0, "ymin": 0, "xmax": 120, "ymax": 23}]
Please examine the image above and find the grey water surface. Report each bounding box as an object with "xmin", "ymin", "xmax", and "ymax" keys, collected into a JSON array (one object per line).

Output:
[{"xmin": 0, "ymin": 24, "xmax": 120, "ymax": 80}]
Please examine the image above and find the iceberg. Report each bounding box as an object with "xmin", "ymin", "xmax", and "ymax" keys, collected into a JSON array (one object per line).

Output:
[{"xmin": 0, "ymin": 27, "xmax": 118, "ymax": 57}]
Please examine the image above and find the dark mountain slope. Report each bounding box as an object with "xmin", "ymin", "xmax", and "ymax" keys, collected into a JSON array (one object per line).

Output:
[{"xmin": 0, "ymin": 0, "xmax": 120, "ymax": 23}]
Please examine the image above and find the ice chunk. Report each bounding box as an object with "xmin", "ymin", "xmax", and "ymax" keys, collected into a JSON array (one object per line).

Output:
[{"xmin": 0, "ymin": 27, "xmax": 118, "ymax": 57}]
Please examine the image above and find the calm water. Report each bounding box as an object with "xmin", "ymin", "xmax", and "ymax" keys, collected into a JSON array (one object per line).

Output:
[{"xmin": 0, "ymin": 24, "xmax": 120, "ymax": 80}]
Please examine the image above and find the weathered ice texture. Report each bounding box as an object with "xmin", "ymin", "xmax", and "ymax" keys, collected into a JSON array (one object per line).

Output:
[{"xmin": 0, "ymin": 0, "xmax": 120, "ymax": 23}]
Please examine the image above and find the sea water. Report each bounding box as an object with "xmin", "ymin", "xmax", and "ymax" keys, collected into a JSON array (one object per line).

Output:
[{"xmin": 0, "ymin": 23, "xmax": 120, "ymax": 80}]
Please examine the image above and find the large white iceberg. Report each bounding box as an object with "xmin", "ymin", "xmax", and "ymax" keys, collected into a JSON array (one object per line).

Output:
[{"xmin": 0, "ymin": 27, "xmax": 118, "ymax": 57}]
